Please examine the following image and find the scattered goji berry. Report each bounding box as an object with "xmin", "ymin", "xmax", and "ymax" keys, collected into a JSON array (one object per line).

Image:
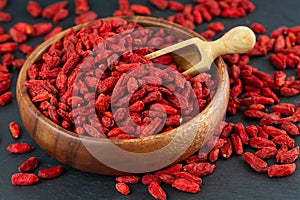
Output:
[
  {"xmin": 116, "ymin": 175, "xmax": 139, "ymax": 184},
  {"xmin": 18, "ymin": 157, "xmax": 39, "ymax": 172},
  {"xmin": 9, "ymin": 121, "xmax": 20, "ymax": 139},
  {"xmin": 268, "ymin": 163, "xmax": 296, "ymax": 177},
  {"xmin": 27, "ymin": 1, "xmax": 42, "ymax": 18},
  {"xmin": 243, "ymin": 152, "xmax": 268, "ymax": 173},
  {"xmin": 38, "ymin": 166, "xmax": 64, "ymax": 179},
  {"xmin": 148, "ymin": 181, "xmax": 166, "ymax": 200},
  {"xmin": 0, "ymin": 91, "xmax": 12, "ymax": 106},
  {"xmin": 172, "ymin": 178, "xmax": 200, "ymax": 193},
  {"xmin": 7, "ymin": 143, "xmax": 34, "ymax": 154},
  {"xmin": 11, "ymin": 173, "xmax": 39, "ymax": 186},
  {"xmin": 115, "ymin": 182, "xmax": 130, "ymax": 195}
]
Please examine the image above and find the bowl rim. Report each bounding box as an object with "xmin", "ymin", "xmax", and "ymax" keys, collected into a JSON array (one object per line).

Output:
[{"xmin": 17, "ymin": 16, "xmax": 228, "ymax": 144}]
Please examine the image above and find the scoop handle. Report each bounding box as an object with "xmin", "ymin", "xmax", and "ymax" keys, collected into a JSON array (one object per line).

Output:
[
  {"xmin": 183, "ymin": 26, "xmax": 256, "ymax": 75},
  {"xmin": 210, "ymin": 26, "xmax": 256, "ymax": 57}
]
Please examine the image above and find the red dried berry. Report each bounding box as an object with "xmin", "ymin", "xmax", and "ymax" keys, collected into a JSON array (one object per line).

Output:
[
  {"xmin": 172, "ymin": 178, "xmax": 200, "ymax": 193},
  {"xmin": 115, "ymin": 182, "xmax": 130, "ymax": 195},
  {"xmin": 0, "ymin": 11, "xmax": 11, "ymax": 22},
  {"xmin": 252, "ymin": 23, "xmax": 266, "ymax": 34},
  {"xmin": 130, "ymin": 4, "xmax": 151, "ymax": 15},
  {"xmin": 9, "ymin": 122, "xmax": 20, "ymax": 139},
  {"xmin": 18, "ymin": 157, "xmax": 39, "ymax": 172},
  {"xmin": 268, "ymin": 163, "xmax": 296, "ymax": 177},
  {"xmin": 38, "ymin": 166, "xmax": 64, "ymax": 179},
  {"xmin": 150, "ymin": 0, "xmax": 168, "ymax": 10},
  {"xmin": 116, "ymin": 175, "xmax": 139, "ymax": 184},
  {"xmin": 255, "ymin": 146, "xmax": 277, "ymax": 159},
  {"xmin": 243, "ymin": 152, "xmax": 268, "ymax": 173},
  {"xmin": 11, "ymin": 173, "xmax": 39, "ymax": 186},
  {"xmin": 7, "ymin": 143, "xmax": 34, "ymax": 154},
  {"xmin": 27, "ymin": 1, "xmax": 42, "ymax": 18},
  {"xmin": 75, "ymin": 11, "xmax": 98, "ymax": 25},
  {"xmin": 75, "ymin": 0, "xmax": 90, "ymax": 14},
  {"xmin": 148, "ymin": 181, "xmax": 166, "ymax": 200},
  {"xmin": 168, "ymin": 1, "xmax": 184, "ymax": 11},
  {"xmin": 0, "ymin": 91, "xmax": 12, "ymax": 106}
]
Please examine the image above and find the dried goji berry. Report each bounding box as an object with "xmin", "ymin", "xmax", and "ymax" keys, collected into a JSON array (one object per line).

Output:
[
  {"xmin": 53, "ymin": 9, "xmax": 69, "ymax": 23},
  {"xmin": 231, "ymin": 133, "xmax": 243, "ymax": 155},
  {"xmin": 150, "ymin": 0, "xmax": 168, "ymax": 10},
  {"xmin": 9, "ymin": 121, "xmax": 20, "ymax": 139},
  {"xmin": 7, "ymin": 143, "xmax": 34, "ymax": 154},
  {"xmin": 249, "ymin": 137, "xmax": 276, "ymax": 149},
  {"xmin": 148, "ymin": 181, "xmax": 166, "ymax": 200},
  {"xmin": 130, "ymin": 4, "xmax": 151, "ymax": 15},
  {"xmin": 183, "ymin": 162, "xmax": 215, "ymax": 177},
  {"xmin": 0, "ymin": 91, "xmax": 12, "ymax": 106},
  {"xmin": 33, "ymin": 23, "xmax": 53, "ymax": 36},
  {"xmin": 173, "ymin": 172, "xmax": 202, "ymax": 185},
  {"xmin": 0, "ymin": 42, "xmax": 17, "ymax": 54},
  {"xmin": 75, "ymin": 11, "xmax": 98, "ymax": 25},
  {"xmin": 27, "ymin": 1, "xmax": 42, "ymax": 18},
  {"xmin": 159, "ymin": 174, "xmax": 175, "ymax": 185},
  {"xmin": 172, "ymin": 178, "xmax": 200, "ymax": 193},
  {"xmin": 18, "ymin": 157, "xmax": 39, "ymax": 172},
  {"xmin": 38, "ymin": 166, "xmax": 64, "ymax": 179},
  {"xmin": 0, "ymin": 0, "xmax": 7, "ymax": 9},
  {"xmin": 235, "ymin": 123, "xmax": 249, "ymax": 145},
  {"xmin": 281, "ymin": 121, "xmax": 299, "ymax": 135},
  {"xmin": 0, "ymin": 11, "xmax": 11, "ymax": 22},
  {"xmin": 115, "ymin": 182, "xmax": 130, "ymax": 195},
  {"xmin": 75, "ymin": 0, "xmax": 90, "ymax": 14},
  {"xmin": 243, "ymin": 152, "xmax": 268, "ymax": 173},
  {"xmin": 255, "ymin": 146, "xmax": 277, "ymax": 159},
  {"xmin": 116, "ymin": 175, "xmax": 139, "ymax": 184},
  {"xmin": 272, "ymin": 134, "xmax": 294, "ymax": 148},
  {"xmin": 268, "ymin": 163, "xmax": 296, "ymax": 177},
  {"xmin": 11, "ymin": 173, "xmax": 39, "ymax": 186},
  {"xmin": 251, "ymin": 23, "xmax": 266, "ymax": 34},
  {"xmin": 276, "ymin": 146, "xmax": 299, "ymax": 164},
  {"xmin": 168, "ymin": 1, "xmax": 184, "ymax": 11}
]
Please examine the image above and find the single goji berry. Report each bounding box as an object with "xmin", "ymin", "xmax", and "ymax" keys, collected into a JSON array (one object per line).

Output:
[
  {"xmin": 251, "ymin": 23, "xmax": 266, "ymax": 34},
  {"xmin": 116, "ymin": 175, "xmax": 139, "ymax": 184},
  {"xmin": 11, "ymin": 173, "xmax": 39, "ymax": 186},
  {"xmin": 243, "ymin": 152, "xmax": 268, "ymax": 173},
  {"xmin": 148, "ymin": 181, "xmax": 166, "ymax": 200},
  {"xmin": 249, "ymin": 137, "xmax": 276, "ymax": 149},
  {"xmin": 150, "ymin": 0, "xmax": 168, "ymax": 10},
  {"xmin": 18, "ymin": 157, "xmax": 39, "ymax": 172},
  {"xmin": 27, "ymin": 1, "xmax": 42, "ymax": 18},
  {"xmin": 7, "ymin": 143, "xmax": 34, "ymax": 154},
  {"xmin": 268, "ymin": 163, "xmax": 296, "ymax": 177},
  {"xmin": 75, "ymin": 0, "xmax": 90, "ymax": 14},
  {"xmin": 0, "ymin": 91, "xmax": 12, "ymax": 106},
  {"xmin": 115, "ymin": 182, "xmax": 130, "ymax": 195},
  {"xmin": 130, "ymin": 4, "xmax": 151, "ymax": 15},
  {"xmin": 9, "ymin": 122, "xmax": 20, "ymax": 139},
  {"xmin": 38, "ymin": 166, "xmax": 64, "ymax": 179},
  {"xmin": 172, "ymin": 178, "xmax": 200, "ymax": 193},
  {"xmin": 276, "ymin": 146, "xmax": 299, "ymax": 164},
  {"xmin": 0, "ymin": 11, "xmax": 11, "ymax": 22},
  {"xmin": 255, "ymin": 146, "xmax": 277, "ymax": 159}
]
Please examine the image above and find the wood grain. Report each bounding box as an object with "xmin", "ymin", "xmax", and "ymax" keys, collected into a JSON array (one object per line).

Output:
[{"xmin": 16, "ymin": 16, "xmax": 229, "ymax": 175}]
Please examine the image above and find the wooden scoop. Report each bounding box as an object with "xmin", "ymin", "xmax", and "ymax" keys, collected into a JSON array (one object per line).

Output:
[{"xmin": 145, "ymin": 26, "xmax": 256, "ymax": 76}]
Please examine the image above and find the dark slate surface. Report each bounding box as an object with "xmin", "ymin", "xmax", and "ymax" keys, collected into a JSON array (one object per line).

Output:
[{"xmin": 0, "ymin": 0, "xmax": 300, "ymax": 199}]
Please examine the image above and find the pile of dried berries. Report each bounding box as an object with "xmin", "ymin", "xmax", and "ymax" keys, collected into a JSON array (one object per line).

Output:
[
  {"xmin": 25, "ymin": 18, "xmax": 215, "ymax": 138},
  {"xmin": 1, "ymin": 0, "xmax": 300, "ymax": 199}
]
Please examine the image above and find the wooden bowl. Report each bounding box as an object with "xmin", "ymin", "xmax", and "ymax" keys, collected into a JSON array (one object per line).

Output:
[{"xmin": 16, "ymin": 16, "xmax": 229, "ymax": 176}]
